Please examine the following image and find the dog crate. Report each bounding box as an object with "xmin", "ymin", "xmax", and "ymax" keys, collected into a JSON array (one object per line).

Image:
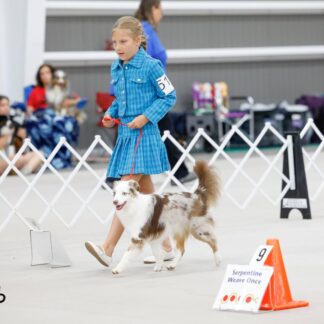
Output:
[{"xmin": 186, "ymin": 114, "xmax": 216, "ymax": 151}]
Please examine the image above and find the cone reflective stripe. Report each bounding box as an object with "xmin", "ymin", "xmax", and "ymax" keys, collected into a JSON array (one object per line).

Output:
[{"xmin": 260, "ymin": 239, "xmax": 309, "ymax": 311}]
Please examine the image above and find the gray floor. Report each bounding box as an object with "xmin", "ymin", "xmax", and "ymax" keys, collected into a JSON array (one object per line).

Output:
[{"xmin": 0, "ymin": 150, "xmax": 323, "ymax": 324}]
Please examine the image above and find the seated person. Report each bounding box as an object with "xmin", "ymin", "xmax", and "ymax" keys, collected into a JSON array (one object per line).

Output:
[
  {"xmin": 27, "ymin": 65, "xmax": 82, "ymax": 116},
  {"xmin": 0, "ymin": 95, "xmax": 42, "ymax": 175},
  {"xmin": 26, "ymin": 64, "xmax": 81, "ymax": 169}
]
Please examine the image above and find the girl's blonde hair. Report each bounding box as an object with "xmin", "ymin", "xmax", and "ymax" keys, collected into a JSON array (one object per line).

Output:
[{"xmin": 112, "ymin": 16, "xmax": 147, "ymax": 50}]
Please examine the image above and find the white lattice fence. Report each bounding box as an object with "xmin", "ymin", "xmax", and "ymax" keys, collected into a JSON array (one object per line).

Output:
[
  {"xmin": 0, "ymin": 119, "xmax": 323, "ymax": 232},
  {"xmin": 300, "ymin": 119, "xmax": 324, "ymax": 201}
]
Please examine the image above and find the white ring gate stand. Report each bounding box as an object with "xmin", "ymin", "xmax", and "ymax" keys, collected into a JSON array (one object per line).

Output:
[{"xmin": 27, "ymin": 218, "xmax": 71, "ymax": 268}]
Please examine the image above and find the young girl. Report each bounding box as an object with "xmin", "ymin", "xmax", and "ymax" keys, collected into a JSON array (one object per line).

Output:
[
  {"xmin": 0, "ymin": 95, "xmax": 42, "ymax": 175},
  {"xmin": 85, "ymin": 16, "xmax": 176, "ymax": 267}
]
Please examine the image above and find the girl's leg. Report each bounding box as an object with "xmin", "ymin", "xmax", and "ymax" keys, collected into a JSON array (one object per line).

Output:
[
  {"xmin": 102, "ymin": 174, "xmax": 143, "ymax": 257},
  {"xmin": 102, "ymin": 215, "xmax": 124, "ymax": 257},
  {"xmin": 25, "ymin": 152, "xmax": 43, "ymax": 172},
  {"xmin": 14, "ymin": 154, "xmax": 30, "ymax": 169},
  {"xmin": 17, "ymin": 152, "xmax": 43, "ymax": 174},
  {"xmin": 0, "ymin": 159, "xmax": 7, "ymax": 174},
  {"xmin": 137, "ymin": 174, "xmax": 154, "ymax": 194}
]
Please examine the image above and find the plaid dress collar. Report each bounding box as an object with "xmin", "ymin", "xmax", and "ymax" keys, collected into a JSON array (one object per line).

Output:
[{"xmin": 112, "ymin": 47, "xmax": 147, "ymax": 70}]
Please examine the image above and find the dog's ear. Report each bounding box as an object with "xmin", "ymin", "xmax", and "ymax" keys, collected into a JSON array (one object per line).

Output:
[
  {"xmin": 55, "ymin": 69, "xmax": 67, "ymax": 79},
  {"xmin": 129, "ymin": 180, "xmax": 140, "ymax": 192}
]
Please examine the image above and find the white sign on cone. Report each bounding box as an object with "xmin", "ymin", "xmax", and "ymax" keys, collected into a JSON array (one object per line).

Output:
[{"xmin": 213, "ymin": 264, "xmax": 273, "ymax": 312}]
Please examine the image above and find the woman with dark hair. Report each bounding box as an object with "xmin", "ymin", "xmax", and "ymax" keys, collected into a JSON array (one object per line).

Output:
[
  {"xmin": 135, "ymin": 0, "xmax": 195, "ymax": 185},
  {"xmin": 27, "ymin": 64, "xmax": 55, "ymax": 114},
  {"xmin": 36, "ymin": 64, "xmax": 56, "ymax": 88},
  {"xmin": 135, "ymin": 0, "xmax": 166, "ymax": 68},
  {"xmin": 26, "ymin": 64, "xmax": 80, "ymax": 169}
]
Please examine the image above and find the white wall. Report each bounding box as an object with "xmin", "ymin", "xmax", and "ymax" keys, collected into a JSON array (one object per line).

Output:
[
  {"xmin": 0, "ymin": 0, "xmax": 46, "ymax": 101},
  {"xmin": 24, "ymin": 0, "xmax": 46, "ymax": 87},
  {"xmin": 0, "ymin": 0, "xmax": 7, "ymax": 96}
]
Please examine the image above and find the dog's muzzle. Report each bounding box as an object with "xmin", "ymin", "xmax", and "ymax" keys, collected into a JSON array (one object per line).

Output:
[{"xmin": 113, "ymin": 200, "xmax": 127, "ymax": 211}]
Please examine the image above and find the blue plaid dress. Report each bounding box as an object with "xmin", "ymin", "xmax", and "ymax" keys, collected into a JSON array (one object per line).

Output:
[{"xmin": 106, "ymin": 47, "xmax": 177, "ymax": 178}]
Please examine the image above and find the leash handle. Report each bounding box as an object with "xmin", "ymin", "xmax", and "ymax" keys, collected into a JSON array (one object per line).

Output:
[
  {"xmin": 103, "ymin": 116, "xmax": 125, "ymax": 126},
  {"xmin": 103, "ymin": 116, "xmax": 142, "ymax": 178}
]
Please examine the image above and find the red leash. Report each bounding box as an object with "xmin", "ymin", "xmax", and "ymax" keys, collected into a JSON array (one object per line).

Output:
[{"xmin": 103, "ymin": 116, "xmax": 143, "ymax": 178}]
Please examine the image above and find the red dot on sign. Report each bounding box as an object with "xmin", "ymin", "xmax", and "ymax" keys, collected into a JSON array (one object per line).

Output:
[
  {"xmin": 223, "ymin": 295, "xmax": 228, "ymax": 302},
  {"xmin": 246, "ymin": 296, "xmax": 252, "ymax": 303},
  {"xmin": 230, "ymin": 295, "xmax": 236, "ymax": 302}
]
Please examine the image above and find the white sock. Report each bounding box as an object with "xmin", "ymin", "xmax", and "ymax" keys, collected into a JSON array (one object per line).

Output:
[{"xmin": 20, "ymin": 166, "xmax": 33, "ymax": 175}]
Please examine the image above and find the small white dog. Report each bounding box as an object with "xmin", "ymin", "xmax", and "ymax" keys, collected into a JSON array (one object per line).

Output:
[
  {"xmin": 46, "ymin": 70, "xmax": 87, "ymax": 124},
  {"xmin": 46, "ymin": 70, "xmax": 69, "ymax": 111},
  {"xmin": 111, "ymin": 160, "xmax": 221, "ymax": 274}
]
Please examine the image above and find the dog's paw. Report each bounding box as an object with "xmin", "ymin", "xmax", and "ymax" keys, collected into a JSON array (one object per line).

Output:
[
  {"xmin": 153, "ymin": 264, "xmax": 163, "ymax": 272},
  {"xmin": 214, "ymin": 253, "xmax": 222, "ymax": 267},
  {"xmin": 112, "ymin": 267, "xmax": 121, "ymax": 275},
  {"xmin": 166, "ymin": 263, "xmax": 176, "ymax": 271}
]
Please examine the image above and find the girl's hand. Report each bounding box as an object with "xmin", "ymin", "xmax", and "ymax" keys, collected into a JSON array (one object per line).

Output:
[
  {"xmin": 26, "ymin": 105, "xmax": 34, "ymax": 116},
  {"xmin": 127, "ymin": 115, "xmax": 149, "ymax": 129},
  {"xmin": 102, "ymin": 115, "xmax": 116, "ymax": 128}
]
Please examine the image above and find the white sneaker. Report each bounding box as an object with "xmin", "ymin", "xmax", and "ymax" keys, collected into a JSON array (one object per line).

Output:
[
  {"xmin": 143, "ymin": 251, "xmax": 175, "ymax": 264},
  {"xmin": 85, "ymin": 241, "xmax": 112, "ymax": 267}
]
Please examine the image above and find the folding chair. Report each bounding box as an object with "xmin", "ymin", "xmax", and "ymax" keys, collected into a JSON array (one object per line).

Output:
[
  {"xmin": 95, "ymin": 92, "xmax": 116, "ymax": 149},
  {"xmin": 24, "ymin": 85, "xmax": 35, "ymax": 104}
]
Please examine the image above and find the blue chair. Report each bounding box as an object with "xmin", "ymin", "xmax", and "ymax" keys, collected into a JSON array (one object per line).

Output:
[
  {"xmin": 9, "ymin": 85, "xmax": 35, "ymax": 112},
  {"xmin": 24, "ymin": 85, "xmax": 35, "ymax": 104}
]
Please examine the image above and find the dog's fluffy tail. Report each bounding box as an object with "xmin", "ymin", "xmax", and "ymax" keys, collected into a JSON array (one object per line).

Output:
[{"xmin": 194, "ymin": 160, "xmax": 221, "ymax": 208}]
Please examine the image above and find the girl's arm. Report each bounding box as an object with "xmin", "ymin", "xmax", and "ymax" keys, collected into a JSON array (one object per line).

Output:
[
  {"xmin": 104, "ymin": 98, "xmax": 119, "ymax": 119},
  {"xmin": 143, "ymin": 61, "xmax": 176, "ymax": 125},
  {"xmin": 102, "ymin": 98, "xmax": 119, "ymax": 128},
  {"xmin": 26, "ymin": 105, "xmax": 34, "ymax": 115},
  {"xmin": 0, "ymin": 135, "xmax": 10, "ymax": 150},
  {"xmin": 62, "ymin": 97, "xmax": 80, "ymax": 108}
]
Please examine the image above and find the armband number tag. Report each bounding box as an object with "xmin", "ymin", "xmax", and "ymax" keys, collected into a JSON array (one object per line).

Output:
[{"xmin": 156, "ymin": 74, "xmax": 175, "ymax": 95}]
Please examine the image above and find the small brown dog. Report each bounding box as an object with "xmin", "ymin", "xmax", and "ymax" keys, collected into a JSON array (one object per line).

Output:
[{"xmin": 111, "ymin": 160, "xmax": 221, "ymax": 274}]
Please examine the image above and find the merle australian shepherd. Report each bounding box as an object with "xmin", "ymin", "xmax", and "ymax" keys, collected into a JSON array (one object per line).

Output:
[{"xmin": 111, "ymin": 160, "xmax": 221, "ymax": 274}]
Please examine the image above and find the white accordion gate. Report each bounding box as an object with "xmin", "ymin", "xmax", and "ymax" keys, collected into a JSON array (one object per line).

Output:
[{"xmin": 0, "ymin": 118, "xmax": 323, "ymax": 232}]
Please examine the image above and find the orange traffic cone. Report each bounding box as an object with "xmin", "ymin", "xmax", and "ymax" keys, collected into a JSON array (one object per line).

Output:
[{"xmin": 260, "ymin": 239, "xmax": 309, "ymax": 311}]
